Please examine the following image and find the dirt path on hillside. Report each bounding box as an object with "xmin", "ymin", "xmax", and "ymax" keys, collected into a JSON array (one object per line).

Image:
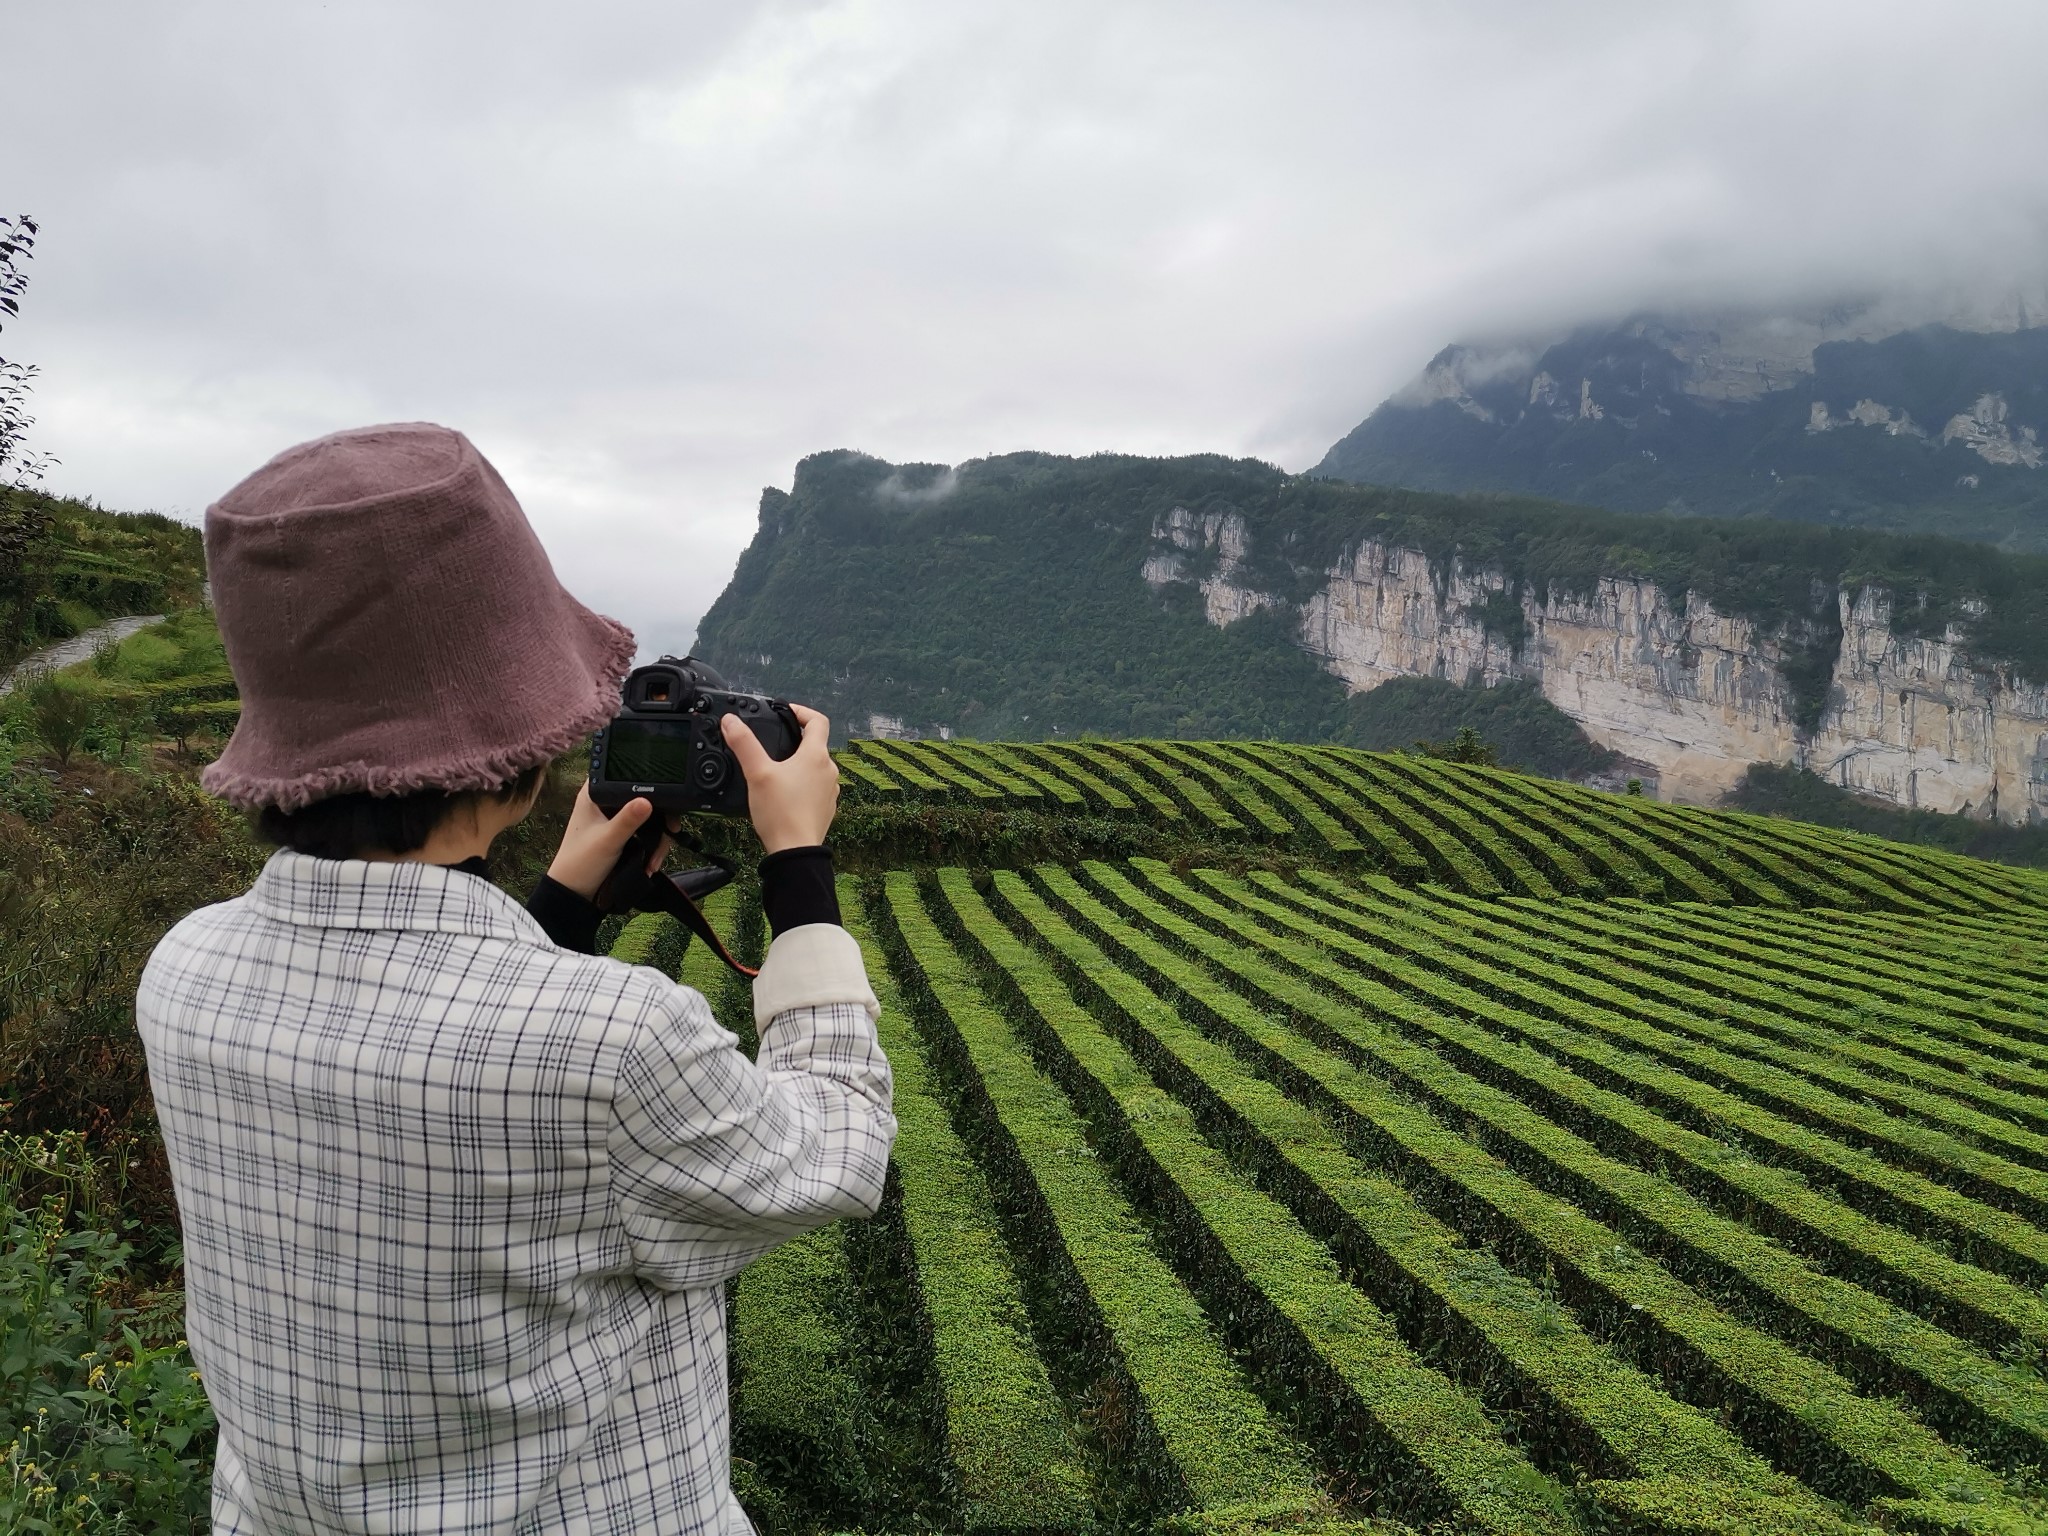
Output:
[{"xmin": 0, "ymin": 614, "xmax": 166, "ymax": 696}]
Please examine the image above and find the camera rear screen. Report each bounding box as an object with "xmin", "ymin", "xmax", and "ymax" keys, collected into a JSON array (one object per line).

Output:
[{"xmin": 603, "ymin": 719, "xmax": 696, "ymax": 784}]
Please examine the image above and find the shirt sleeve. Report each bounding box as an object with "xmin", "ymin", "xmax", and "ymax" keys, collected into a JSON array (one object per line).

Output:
[
  {"xmin": 605, "ymin": 929, "xmax": 894, "ymax": 1289},
  {"xmin": 526, "ymin": 875, "xmax": 604, "ymax": 954},
  {"xmin": 758, "ymin": 846, "xmax": 840, "ymax": 935}
]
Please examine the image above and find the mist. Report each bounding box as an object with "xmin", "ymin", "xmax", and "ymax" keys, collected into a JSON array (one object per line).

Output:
[{"xmin": 10, "ymin": 0, "xmax": 2048, "ymax": 652}]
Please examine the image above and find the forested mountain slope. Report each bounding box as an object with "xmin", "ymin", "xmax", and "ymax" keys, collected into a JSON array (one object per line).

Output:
[
  {"xmin": 695, "ymin": 450, "xmax": 2048, "ymax": 819},
  {"xmin": 1316, "ymin": 317, "xmax": 2048, "ymax": 551}
]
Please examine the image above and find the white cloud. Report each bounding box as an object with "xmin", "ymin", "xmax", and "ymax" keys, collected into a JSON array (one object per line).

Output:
[{"xmin": 9, "ymin": 0, "xmax": 2048, "ymax": 651}]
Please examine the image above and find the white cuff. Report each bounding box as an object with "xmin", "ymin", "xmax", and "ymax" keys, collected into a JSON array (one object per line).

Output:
[{"xmin": 752, "ymin": 923, "xmax": 881, "ymax": 1029}]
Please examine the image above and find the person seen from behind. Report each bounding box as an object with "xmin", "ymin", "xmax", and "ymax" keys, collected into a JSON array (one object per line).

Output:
[{"xmin": 137, "ymin": 423, "xmax": 897, "ymax": 1534}]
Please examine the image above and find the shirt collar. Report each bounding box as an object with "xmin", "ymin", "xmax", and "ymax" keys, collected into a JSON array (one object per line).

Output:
[{"xmin": 244, "ymin": 848, "xmax": 549, "ymax": 945}]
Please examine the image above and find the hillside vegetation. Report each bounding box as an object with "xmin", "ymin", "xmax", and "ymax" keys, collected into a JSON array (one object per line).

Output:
[
  {"xmin": 1732, "ymin": 763, "xmax": 2048, "ymax": 870},
  {"xmin": 695, "ymin": 449, "xmax": 2048, "ymax": 750},
  {"xmin": 11, "ymin": 597, "xmax": 2048, "ymax": 1529},
  {"xmin": 0, "ymin": 489, "xmax": 206, "ymax": 669}
]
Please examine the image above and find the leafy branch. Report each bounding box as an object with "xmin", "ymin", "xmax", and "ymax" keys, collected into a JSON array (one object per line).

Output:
[{"xmin": 0, "ymin": 214, "xmax": 55, "ymax": 489}]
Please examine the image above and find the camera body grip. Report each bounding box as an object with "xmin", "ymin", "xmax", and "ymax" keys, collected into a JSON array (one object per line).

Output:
[{"xmin": 587, "ymin": 656, "xmax": 801, "ymax": 818}]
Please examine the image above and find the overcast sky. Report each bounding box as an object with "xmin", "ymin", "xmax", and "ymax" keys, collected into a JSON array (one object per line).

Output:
[{"xmin": 12, "ymin": 0, "xmax": 2048, "ymax": 653}]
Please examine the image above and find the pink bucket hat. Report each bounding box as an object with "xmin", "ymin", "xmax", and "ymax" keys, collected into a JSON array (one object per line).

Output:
[{"xmin": 200, "ymin": 423, "xmax": 636, "ymax": 812}]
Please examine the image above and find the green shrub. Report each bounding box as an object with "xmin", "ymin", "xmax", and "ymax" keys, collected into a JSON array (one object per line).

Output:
[
  {"xmin": 0, "ymin": 767, "xmax": 264, "ymax": 1236},
  {"xmin": 0, "ymin": 1198, "xmax": 213, "ymax": 1533},
  {"xmin": 25, "ymin": 674, "xmax": 94, "ymax": 766}
]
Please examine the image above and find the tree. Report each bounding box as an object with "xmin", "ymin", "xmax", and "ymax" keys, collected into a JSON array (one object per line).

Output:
[
  {"xmin": 1413, "ymin": 724, "xmax": 1500, "ymax": 767},
  {"xmin": 0, "ymin": 214, "xmax": 53, "ymax": 489},
  {"xmin": 25, "ymin": 671, "xmax": 95, "ymax": 765},
  {"xmin": 0, "ymin": 216, "xmax": 57, "ymax": 651}
]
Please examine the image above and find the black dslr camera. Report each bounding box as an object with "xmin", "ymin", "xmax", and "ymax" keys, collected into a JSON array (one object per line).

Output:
[{"xmin": 588, "ymin": 656, "xmax": 801, "ymax": 817}]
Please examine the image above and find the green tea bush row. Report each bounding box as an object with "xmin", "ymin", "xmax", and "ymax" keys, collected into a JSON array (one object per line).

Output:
[
  {"xmin": 1387, "ymin": 884, "xmax": 2048, "ymax": 1137},
  {"xmin": 1093, "ymin": 743, "xmax": 1249, "ymax": 835},
  {"xmin": 1509, "ymin": 775, "xmax": 1734, "ymax": 901},
  {"xmin": 836, "ymin": 736, "xmax": 2048, "ymax": 917},
  {"xmin": 1220, "ymin": 743, "xmax": 1433, "ymax": 879},
  {"xmin": 1709, "ymin": 905, "xmax": 2048, "ymax": 1012},
  {"xmin": 839, "ymin": 881, "xmax": 1093, "ymax": 1532},
  {"xmin": 1309, "ymin": 750, "xmax": 1539, "ymax": 895},
  {"xmin": 1056, "ymin": 860, "xmax": 2031, "ymax": 1531},
  {"xmin": 1447, "ymin": 888, "xmax": 2048, "ymax": 1086},
  {"xmin": 1347, "ymin": 753, "xmax": 1588, "ymax": 897},
  {"xmin": 986, "ymin": 869, "xmax": 1852, "ymax": 1535},
  {"xmin": 941, "ymin": 869, "xmax": 1570, "ymax": 1534},
  {"xmin": 1290, "ymin": 749, "xmax": 1503, "ymax": 893},
  {"xmin": 1134, "ymin": 864, "xmax": 2048, "ymax": 1474},
  {"xmin": 886, "ymin": 740, "xmax": 1006, "ymax": 801},
  {"xmin": 1006, "ymin": 743, "xmax": 1140, "ymax": 813},
  {"xmin": 970, "ymin": 743, "xmax": 1085, "ymax": 806},
  {"xmin": 1178, "ymin": 743, "xmax": 1366, "ymax": 855},
  {"xmin": 1615, "ymin": 902, "xmax": 2048, "ymax": 1050},
  {"xmin": 1276, "ymin": 876, "xmax": 2048, "ymax": 1306},
  {"xmin": 873, "ymin": 870, "xmax": 1323, "ymax": 1528},
  {"xmin": 1385, "ymin": 757, "xmax": 1641, "ymax": 898}
]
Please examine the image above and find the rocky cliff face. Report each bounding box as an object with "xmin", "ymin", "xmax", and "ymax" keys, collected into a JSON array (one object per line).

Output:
[{"xmin": 1147, "ymin": 506, "xmax": 2048, "ymax": 821}]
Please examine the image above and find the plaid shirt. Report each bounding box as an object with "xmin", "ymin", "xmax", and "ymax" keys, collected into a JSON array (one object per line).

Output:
[{"xmin": 137, "ymin": 850, "xmax": 895, "ymax": 1535}]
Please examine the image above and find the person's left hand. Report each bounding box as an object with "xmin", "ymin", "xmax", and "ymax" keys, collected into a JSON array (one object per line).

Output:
[{"xmin": 548, "ymin": 783, "xmax": 675, "ymax": 901}]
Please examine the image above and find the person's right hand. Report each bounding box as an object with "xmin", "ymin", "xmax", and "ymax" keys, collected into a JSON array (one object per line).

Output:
[{"xmin": 721, "ymin": 704, "xmax": 839, "ymax": 854}]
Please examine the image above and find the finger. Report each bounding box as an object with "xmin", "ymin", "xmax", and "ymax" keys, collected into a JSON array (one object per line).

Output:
[
  {"xmin": 606, "ymin": 796, "xmax": 655, "ymax": 847},
  {"xmin": 795, "ymin": 708, "xmax": 830, "ymax": 754},
  {"xmin": 721, "ymin": 711, "xmax": 775, "ymax": 778}
]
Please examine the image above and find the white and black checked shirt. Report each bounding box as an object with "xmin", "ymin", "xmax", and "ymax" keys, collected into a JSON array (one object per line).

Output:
[{"xmin": 137, "ymin": 850, "xmax": 895, "ymax": 1535}]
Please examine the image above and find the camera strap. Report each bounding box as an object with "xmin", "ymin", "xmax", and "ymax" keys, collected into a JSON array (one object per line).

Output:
[
  {"xmin": 642, "ymin": 867, "xmax": 760, "ymax": 980},
  {"xmin": 595, "ymin": 822, "xmax": 761, "ymax": 979}
]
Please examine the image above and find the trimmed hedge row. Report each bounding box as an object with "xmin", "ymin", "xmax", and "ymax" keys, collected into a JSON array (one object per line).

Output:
[
  {"xmin": 873, "ymin": 870, "xmax": 1329, "ymax": 1527},
  {"xmin": 1007, "ymin": 743, "xmax": 1140, "ymax": 812},
  {"xmin": 606, "ymin": 911, "xmax": 689, "ymax": 976},
  {"xmin": 983, "ymin": 868, "xmax": 1857, "ymax": 1536},
  {"xmin": 830, "ymin": 737, "xmax": 2048, "ymax": 916},
  {"xmin": 838, "ymin": 880, "xmax": 1094, "ymax": 1532},
  {"xmin": 1265, "ymin": 876, "xmax": 2048, "ymax": 1307},
  {"xmin": 1098, "ymin": 743, "xmax": 1252, "ymax": 834},
  {"xmin": 1713, "ymin": 906, "xmax": 2048, "ymax": 1010},
  {"xmin": 1392, "ymin": 885, "xmax": 2048, "ymax": 1135},
  {"xmin": 1619, "ymin": 903, "xmax": 2048, "ymax": 1050},
  {"xmin": 1222, "ymin": 743, "xmax": 1432, "ymax": 879},
  {"xmin": 1135, "ymin": 864, "xmax": 2048, "ymax": 1475},
  {"xmin": 1058, "ymin": 861, "xmax": 2040, "ymax": 1532},
  {"xmin": 941, "ymin": 868, "xmax": 1575, "ymax": 1534}
]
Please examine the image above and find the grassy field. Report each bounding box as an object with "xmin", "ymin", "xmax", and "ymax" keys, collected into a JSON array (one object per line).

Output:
[
  {"xmin": 671, "ymin": 738, "xmax": 2048, "ymax": 1535},
  {"xmin": 9, "ymin": 641, "xmax": 2048, "ymax": 1530}
]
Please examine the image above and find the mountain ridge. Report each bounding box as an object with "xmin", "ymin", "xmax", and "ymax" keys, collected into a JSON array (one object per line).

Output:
[
  {"xmin": 1315, "ymin": 307, "xmax": 2048, "ymax": 550},
  {"xmin": 695, "ymin": 449, "xmax": 2048, "ymax": 822}
]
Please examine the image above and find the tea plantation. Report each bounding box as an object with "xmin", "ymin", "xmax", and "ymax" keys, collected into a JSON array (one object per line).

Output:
[{"xmin": 653, "ymin": 739, "xmax": 2048, "ymax": 1535}]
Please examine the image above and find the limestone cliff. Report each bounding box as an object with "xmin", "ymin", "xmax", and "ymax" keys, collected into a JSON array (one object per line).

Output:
[{"xmin": 1146, "ymin": 506, "xmax": 2048, "ymax": 822}]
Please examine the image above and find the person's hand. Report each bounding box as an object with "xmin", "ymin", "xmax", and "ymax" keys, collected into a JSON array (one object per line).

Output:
[
  {"xmin": 722, "ymin": 703, "xmax": 839, "ymax": 854},
  {"xmin": 547, "ymin": 782, "xmax": 675, "ymax": 901}
]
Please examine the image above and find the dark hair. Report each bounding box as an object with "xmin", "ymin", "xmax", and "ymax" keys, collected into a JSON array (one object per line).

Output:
[{"xmin": 255, "ymin": 764, "xmax": 548, "ymax": 860}]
